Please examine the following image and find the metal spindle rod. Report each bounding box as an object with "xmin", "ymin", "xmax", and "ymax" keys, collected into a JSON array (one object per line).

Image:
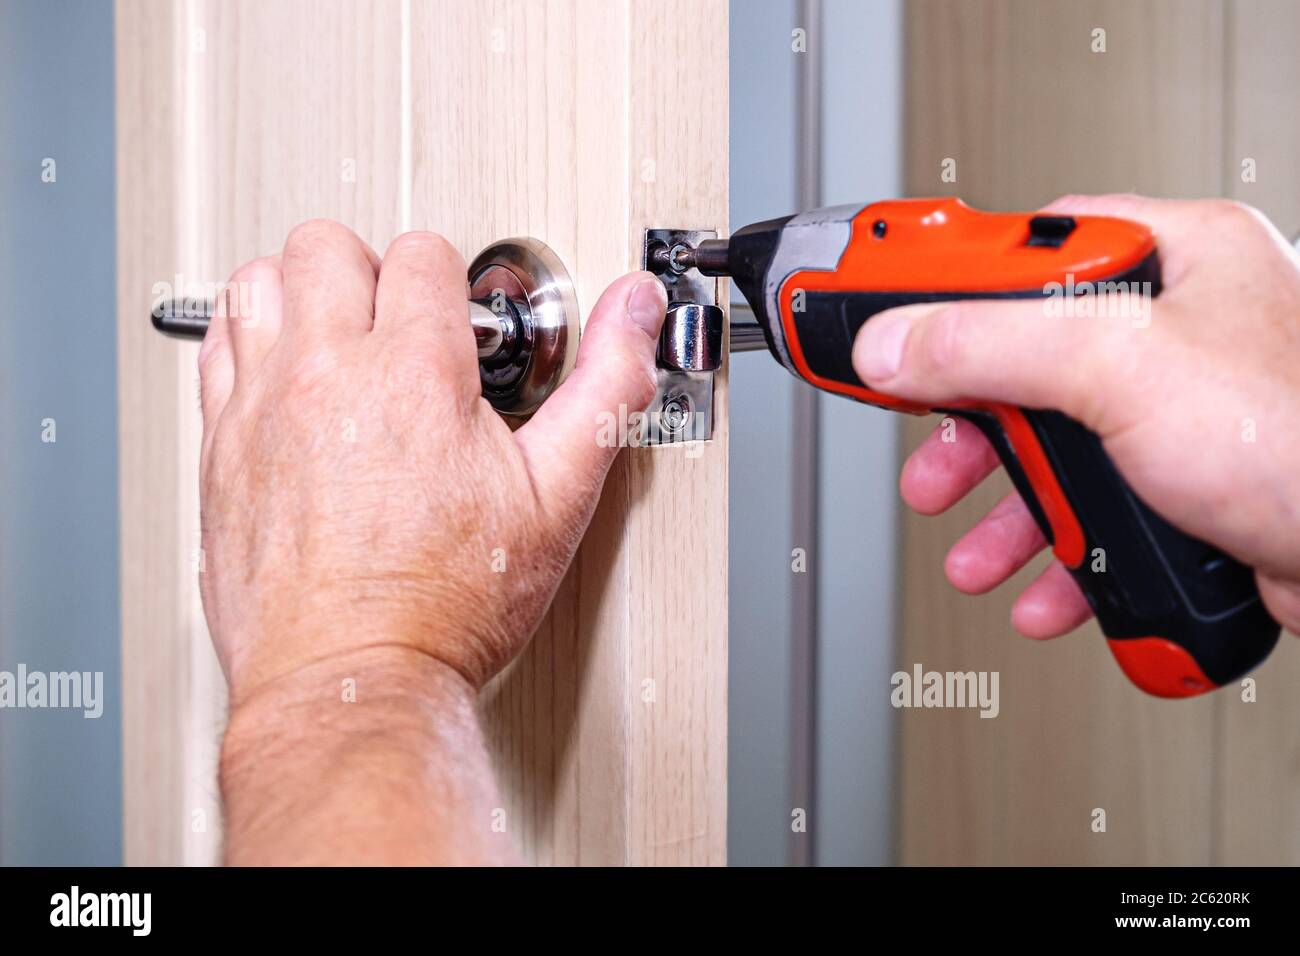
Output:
[
  {"xmin": 153, "ymin": 297, "xmax": 516, "ymax": 361},
  {"xmin": 468, "ymin": 300, "xmax": 517, "ymax": 360},
  {"xmin": 727, "ymin": 303, "xmax": 769, "ymax": 352}
]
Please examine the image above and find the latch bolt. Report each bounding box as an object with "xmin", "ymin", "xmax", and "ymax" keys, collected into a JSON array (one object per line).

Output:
[{"xmin": 660, "ymin": 302, "xmax": 723, "ymax": 373}]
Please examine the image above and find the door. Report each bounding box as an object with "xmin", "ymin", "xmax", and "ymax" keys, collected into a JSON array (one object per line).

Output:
[{"xmin": 116, "ymin": 0, "xmax": 728, "ymax": 866}]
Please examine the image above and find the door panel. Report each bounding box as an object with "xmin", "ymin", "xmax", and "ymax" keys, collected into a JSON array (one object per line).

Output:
[
  {"xmin": 117, "ymin": 0, "xmax": 404, "ymax": 867},
  {"xmin": 116, "ymin": 0, "xmax": 727, "ymax": 866}
]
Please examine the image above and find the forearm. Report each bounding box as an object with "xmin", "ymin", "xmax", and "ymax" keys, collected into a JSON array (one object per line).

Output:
[{"xmin": 219, "ymin": 644, "xmax": 513, "ymax": 865}]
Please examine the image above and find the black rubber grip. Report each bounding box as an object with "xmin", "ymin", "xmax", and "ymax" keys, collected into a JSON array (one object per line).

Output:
[{"xmin": 954, "ymin": 407, "xmax": 1279, "ymax": 691}]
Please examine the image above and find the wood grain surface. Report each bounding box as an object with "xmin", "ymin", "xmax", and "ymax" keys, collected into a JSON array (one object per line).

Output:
[{"xmin": 117, "ymin": 0, "xmax": 726, "ymax": 865}]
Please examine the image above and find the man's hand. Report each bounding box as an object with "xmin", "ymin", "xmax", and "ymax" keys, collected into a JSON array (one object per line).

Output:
[
  {"xmin": 853, "ymin": 194, "xmax": 1300, "ymax": 636},
  {"xmin": 199, "ymin": 220, "xmax": 666, "ymax": 863},
  {"xmin": 200, "ymin": 220, "xmax": 665, "ymax": 700}
]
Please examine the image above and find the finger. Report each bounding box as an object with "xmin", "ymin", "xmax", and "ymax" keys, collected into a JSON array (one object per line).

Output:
[
  {"xmin": 1037, "ymin": 192, "xmax": 1188, "ymax": 227},
  {"xmin": 1010, "ymin": 561, "xmax": 1093, "ymax": 639},
  {"xmin": 221, "ymin": 255, "xmax": 283, "ymax": 377},
  {"xmin": 514, "ymin": 272, "xmax": 666, "ymax": 518},
  {"xmin": 280, "ymin": 219, "xmax": 380, "ymax": 341},
  {"xmin": 944, "ymin": 491, "xmax": 1048, "ymax": 595},
  {"xmin": 899, "ymin": 415, "xmax": 999, "ymax": 515},
  {"xmin": 851, "ymin": 293, "xmax": 1160, "ymax": 436},
  {"xmin": 197, "ymin": 299, "xmax": 235, "ymax": 429},
  {"xmin": 1036, "ymin": 193, "xmax": 1270, "ymax": 287},
  {"xmin": 1256, "ymin": 572, "xmax": 1300, "ymax": 635},
  {"xmin": 1038, "ymin": 193, "xmax": 1199, "ymax": 273},
  {"xmin": 373, "ymin": 231, "xmax": 478, "ymax": 399}
]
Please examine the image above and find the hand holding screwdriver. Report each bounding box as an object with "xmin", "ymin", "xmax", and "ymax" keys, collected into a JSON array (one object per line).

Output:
[{"xmin": 854, "ymin": 194, "xmax": 1300, "ymax": 665}]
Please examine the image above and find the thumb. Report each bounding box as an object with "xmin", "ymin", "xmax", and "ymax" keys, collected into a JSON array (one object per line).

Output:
[
  {"xmin": 850, "ymin": 295, "xmax": 1159, "ymax": 433},
  {"xmin": 514, "ymin": 271, "xmax": 667, "ymax": 515}
]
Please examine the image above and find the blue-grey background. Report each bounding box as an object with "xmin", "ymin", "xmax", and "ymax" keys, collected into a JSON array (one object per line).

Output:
[
  {"xmin": 0, "ymin": 0, "xmax": 121, "ymax": 865},
  {"xmin": 0, "ymin": 0, "xmax": 901, "ymax": 865}
]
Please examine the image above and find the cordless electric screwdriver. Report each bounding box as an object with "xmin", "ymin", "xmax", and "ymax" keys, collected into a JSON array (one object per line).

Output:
[{"xmin": 653, "ymin": 197, "xmax": 1279, "ymax": 698}]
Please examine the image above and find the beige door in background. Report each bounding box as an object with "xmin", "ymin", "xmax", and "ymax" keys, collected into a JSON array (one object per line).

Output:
[
  {"xmin": 116, "ymin": 0, "xmax": 727, "ymax": 866},
  {"xmin": 899, "ymin": 0, "xmax": 1300, "ymax": 864}
]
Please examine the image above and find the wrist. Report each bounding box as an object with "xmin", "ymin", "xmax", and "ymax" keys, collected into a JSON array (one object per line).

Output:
[
  {"xmin": 216, "ymin": 584, "xmax": 498, "ymax": 705},
  {"xmin": 220, "ymin": 643, "xmax": 477, "ymax": 787},
  {"xmin": 218, "ymin": 644, "xmax": 503, "ymax": 865}
]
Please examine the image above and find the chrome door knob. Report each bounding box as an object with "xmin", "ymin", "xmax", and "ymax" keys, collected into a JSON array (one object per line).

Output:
[{"xmin": 468, "ymin": 238, "xmax": 579, "ymax": 416}]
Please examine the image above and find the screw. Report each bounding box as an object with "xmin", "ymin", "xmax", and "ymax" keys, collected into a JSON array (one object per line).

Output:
[
  {"xmin": 647, "ymin": 240, "xmax": 673, "ymax": 274},
  {"xmin": 660, "ymin": 393, "xmax": 693, "ymax": 434},
  {"xmin": 668, "ymin": 242, "xmax": 696, "ymax": 274}
]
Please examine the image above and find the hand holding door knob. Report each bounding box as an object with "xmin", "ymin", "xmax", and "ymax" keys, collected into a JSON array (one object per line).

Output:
[
  {"xmin": 153, "ymin": 237, "xmax": 581, "ymax": 416},
  {"xmin": 191, "ymin": 221, "xmax": 669, "ymax": 707}
]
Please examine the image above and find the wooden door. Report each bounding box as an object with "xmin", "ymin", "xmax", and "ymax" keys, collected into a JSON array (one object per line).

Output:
[
  {"xmin": 116, "ymin": 0, "xmax": 728, "ymax": 866},
  {"xmin": 898, "ymin": 0, "xmax": 1300, "ymax": 865}
]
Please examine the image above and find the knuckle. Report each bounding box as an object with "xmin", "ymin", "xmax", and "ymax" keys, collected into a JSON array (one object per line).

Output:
[
  {"xmin": 197, "ymin": 338, "xmax": 228, "ymax": 379},
  {"xmin": 387, "ymin": 231, "xmax": 465, "ymax": 271},
  {"xmin": 1207, "ymin": 198, "xmax": 1265, "ymax": 232},
  {"xmin": 1084, "ymin": 192, "xmax": 1146, "ymax": 218},
  {"xmin": 224, "ymin": 257, "xmax": 279, "ymax": 317},
  {"xmin": 227, "ymin": 255, "xmax": 278, "ymax": 288},
  {"xmin": 617, "ymin": 351, "xmax": 658, "ymax": 411},
  {"xmin": 1053, "ymin": 192, "xmax": 1151, "ymax": 221},
  {"xmin": 586, "ymin": 327, "xmax": 659, "ymax": 412},
  {"xmin": 1102, "ymin": 191, "xmax": 1145, "ymax": 206},
  {"xmin": 283, "ymin": 218, "xmax": 356, "ymax": 259},
  {"xmin": 1045, "ymin": 192, "xmax": 1092, "ymax": 213}
]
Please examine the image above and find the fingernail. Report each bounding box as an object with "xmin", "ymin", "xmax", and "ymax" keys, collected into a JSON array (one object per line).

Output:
[
  {"xmin": 628, "ymin": 277, "xmax": 667, "ymax": 337},
  {"xmin": 854, "ymin": 307, "xmax": 923, "ymax": 382}
]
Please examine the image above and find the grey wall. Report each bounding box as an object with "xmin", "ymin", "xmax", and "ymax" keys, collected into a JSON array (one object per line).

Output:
[
  {"xmin": 0, "ymin": 0, "xmax": 121, "ymax": 865},
  {"xmin": 728, "ymin": 0, "xmax": 902, "ymax": 866},
  {"xmin": 728, "ymin": 0, "xmax": 800, "ymax": 867},
  {"xmin": 814, "ymin": 0, "xmax": 902, "ymax": 868}
]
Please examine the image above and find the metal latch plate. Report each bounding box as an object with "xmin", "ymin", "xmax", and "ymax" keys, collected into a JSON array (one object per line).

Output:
[{"xmin": 640, "ymin": 228, "xmax": 722, "ymax": 446}]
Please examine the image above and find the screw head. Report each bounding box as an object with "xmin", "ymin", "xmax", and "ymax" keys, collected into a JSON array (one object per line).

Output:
[
  {"xmin": 660, "ymin": 393, "xmax": 693, "ymax": 434},
  {"xmin": 668, "ymin": 243, "xmax": 694, "ymax": 274}
]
